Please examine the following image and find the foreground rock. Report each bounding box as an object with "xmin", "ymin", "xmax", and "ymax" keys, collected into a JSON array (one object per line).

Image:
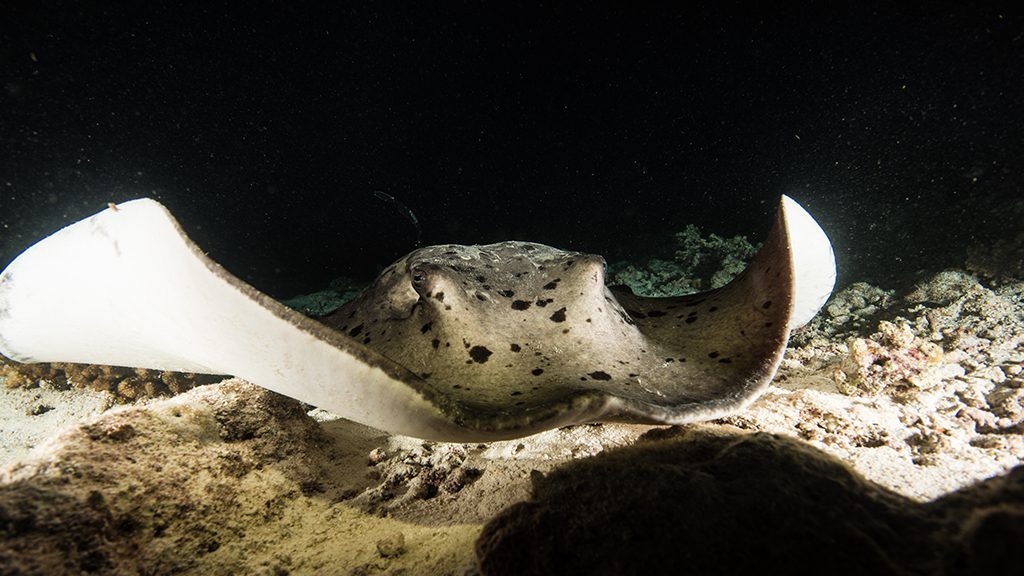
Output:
[
  {"xmin": 0, "ymin": 380, "xmax": 478, "ymax": 575},
  {"xmin": 476, "ymin": 427, "xmax": 1024, "ymax": 575}
]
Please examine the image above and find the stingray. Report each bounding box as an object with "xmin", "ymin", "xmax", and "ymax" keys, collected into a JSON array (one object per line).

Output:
[{"xmin": 0, "ymin": 196, "xmax": 835, "ymax": 441}]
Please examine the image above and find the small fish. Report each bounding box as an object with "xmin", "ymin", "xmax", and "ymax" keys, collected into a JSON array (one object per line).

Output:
[{"xmin": 374, "ymin": 191, "xmax": 422, "ymax": 247}]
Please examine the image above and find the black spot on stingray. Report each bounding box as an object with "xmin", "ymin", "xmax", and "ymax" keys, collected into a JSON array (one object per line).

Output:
[
  {"xmin": 588, "ymin": 371, "xmax": 612, "ymax": 381},
  {"xmin": 421, "ymin": 322, "xmax": 433, "ymax": 334},
  {"xmin": 708, "ymin": 351, "xmax": 720, "ymax": 359},
  {"xmin": 475, "ymin": 275, "xmax": 487, "ymax": 283},
  {"xmin": 348, "ymin": 324, "xmax": 364, "ymax": 337},
  {"xmin": 498, "ymin": 289, "xmax": 515, "ymax": 298},
  {"xmin": 434, "ymin": 292, "xmax": 446, "ymax": 302},
  {"xmin": 624, "ymin": 309, "xmax": 646, "ymax": 319},
  {"xmin": 719, "ymin": 358, "xmax": 733, "ymax": 364},
  {"xmin": 534, "ymin": 351, "xmax": 542, "ymax": 356},
  {"xmin": 709, "ymin": 306, "xmax": 719, "ymax": 312},
  {"xmin": 542, "ymin": 279, "xmax": 561, "ymax": 290},
  {"xmin": 679, "ymin": 357, "xmax": 687, "ymax": 362},
  {"xmin": 549, "ymin": 307, "xmax": 567, "ymax": 322},
  {"xmin": 646, "ymin": 310, "xmax": 666, "ymax": 317},
  {"xmin": 511, "ymin": 391, "xmax": 522, "ymax": 397},
  {"xmin": 665, "ymin": 358, "xmax": 674, "ymax": 363},
  {"xmin": 685, "ymin": 316, "xmax": 698, "ymax": 324},
  {"xmin": 764, "ymin": 321, "xmax": 774, "ymax": 328},
  {"xmin": 453, "ymin": 384, "xmax": 462, "ymax": 389},
  {"xmin": 561, "ymin": 328, "xmax": 570, "ymax": 334},
  {"xmin": 362, "ymin": 337, "xmax": 371, "ymax": 344},
  {"xmin": 628, "ymin": 373, "xmax": 638, "ymax": 377},
  {"xmin": 432, "ymin": 338, "xmax": 440, "ymax": 349},
  {"xmin": 444, "ymin": 305, "xmax": 451, "ymax": 310},
  {"xmin": 531, "ymin": 368, "xmax": 544, "ymax": 376},
  {"xmin": 511, "ymin": 300, "xmax": 531, "ymax": 311},
  {"xmin": 515, "ymin": 401, "xmax": 526, "ymax": 406},
  {"xmin": 445, "ymin": 342, "xmax": 451, "ymax": 347},
  {"xmin": 510, "ymin": 343, "xmax": 522, "ymax": 352},
  {"xmin": 476, "ymin": 293, "xmax": 487, "ymax": 301},
  {"xmin": 535, "ymin": 298, "xmax": 554, "ymax": 307},
  {"xmin": 586, "ymin": 318, "xmax": 592, "ymax": 323},
  {"xmin": 763, "ymin": 300, "xmax": 772, "ymax": 309},
  {"xmin": 469, "ymin": 346, "xmax": 492, "ymax": 363},
  {"xmin": 420, "ymin": 372, "xmax": 432, "ymax": 379}
]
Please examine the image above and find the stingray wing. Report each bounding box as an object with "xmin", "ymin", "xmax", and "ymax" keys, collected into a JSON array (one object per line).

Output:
[
  {"xmin": 0, "ymin": 196, "xmax": 834, "ymax": 440},
  {"xmin": 599, "ymin": 196, "xmax": 835, "ymax": 424},
  {"xmin": 0, "ymin": 200, "xmax": 484, "ymax": 439}
]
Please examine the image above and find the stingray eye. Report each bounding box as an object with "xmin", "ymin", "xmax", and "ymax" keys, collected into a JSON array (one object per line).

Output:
[{"xmin": 410, "ymin": 266, "xmax": 428, "ymax": 286}]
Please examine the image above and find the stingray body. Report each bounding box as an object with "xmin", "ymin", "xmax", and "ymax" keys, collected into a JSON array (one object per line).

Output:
[
  {"xmin": 324, "ymin": 241, "xmax": 784, "ymax": 420},
  {"xmin": 0, "ymin": 196, "xmax": 835, "ymax": 440}
]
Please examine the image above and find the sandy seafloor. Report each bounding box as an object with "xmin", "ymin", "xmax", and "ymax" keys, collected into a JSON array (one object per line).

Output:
[{"xmin": 1, "ymin": 262, "xmax": 1022, "ymax": 574}]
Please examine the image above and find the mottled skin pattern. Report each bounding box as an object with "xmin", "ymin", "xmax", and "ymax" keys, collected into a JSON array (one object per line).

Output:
[
  {"xmin": 0, "ymin": 195, "xmax": 822, "ymax": 439},
  {"xmin": 323, "ymin": 237, "xmax": 790, "ymax": 415}
]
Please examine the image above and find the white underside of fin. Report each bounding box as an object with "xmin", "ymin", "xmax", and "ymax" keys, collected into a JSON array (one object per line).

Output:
[
  {"xmin": 0, "ymin": 200, "xmax": 475, "ymax": 439},
  {"xmin": 780, "ymin": 195, "xmax": 836, "ymax": 329}
]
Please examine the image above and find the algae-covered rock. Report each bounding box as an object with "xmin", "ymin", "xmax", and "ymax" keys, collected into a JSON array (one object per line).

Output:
[
  {"xmin": 279, "ymin": 276, "xmax": 365, "ymax": 317},
  {"xmin": 833, "ymin": 319, "xmax": 947, "ymax": 395},
  {"xmin": 610, "ymin": 224, "xmax": 758, "ymax": 296}
]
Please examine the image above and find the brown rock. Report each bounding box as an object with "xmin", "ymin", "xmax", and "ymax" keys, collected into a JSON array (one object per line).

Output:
[{"xmin": 476, "ymin": 428, "xmax": 1024, "ymax": 575}]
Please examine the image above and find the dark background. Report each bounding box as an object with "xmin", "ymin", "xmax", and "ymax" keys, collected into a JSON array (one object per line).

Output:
[{"xmin": 1, "ymin": 2, "xmax": 1021, "ymax": 298}]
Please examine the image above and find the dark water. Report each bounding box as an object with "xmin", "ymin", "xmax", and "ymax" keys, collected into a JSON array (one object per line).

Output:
[{"xmin": 1, "ymin": 3, "xmax": 1021, "ymax": 298}]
